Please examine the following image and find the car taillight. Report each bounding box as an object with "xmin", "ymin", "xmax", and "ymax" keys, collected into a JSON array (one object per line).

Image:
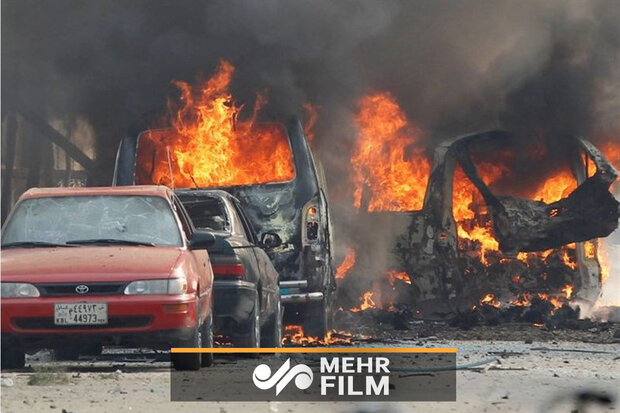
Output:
[
  {"xmin": 303, "ymin": 200, "xmax": 320, "ymax": 243},
  {"xmin": 212, "ymin": 264, "xmax": 244, "ymax": 277}
]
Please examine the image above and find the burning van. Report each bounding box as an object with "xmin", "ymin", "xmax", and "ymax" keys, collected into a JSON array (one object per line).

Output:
[
  {"xmin": 113, "ymin": 118, "xmax": 336, "ymax": 337},
  {"xmin": 113, "ymin": 61, "xmax": 336, "ymax": 337}
]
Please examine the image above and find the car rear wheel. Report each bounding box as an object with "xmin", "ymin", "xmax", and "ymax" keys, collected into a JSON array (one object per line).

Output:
[
  {"xmin": 261, "ymin": 298, "xmax": 283, "ymax": 348},
  {"xmin": 201, "ymin": 313, "xmax": 214, "ymax": 367},
  {"xmin": 302, "ymin": 292, "xmax": 333, "ymax": 338},
  {"xmin": 171, "ymin": 323, "xmax": 202, "ymax": 371},
  {"xmin": 1, "ymin": 348, "xmax": 25, "ymax": 370},
  {"xmin": 233, "ymin": 294, "xmax": 260, "ymax": 349}
]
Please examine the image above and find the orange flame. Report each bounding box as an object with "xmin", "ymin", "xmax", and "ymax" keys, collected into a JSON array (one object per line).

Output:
[
  {"xmin": 387, "ymin": 271, "xmax": 412, "ymax": 285},
  {"xmin": 584, "ymin": 241, "xmax": 596, "ymax": 259},
  {"xmin": 350, "ymin": 291, "xmax": 377, "ymax": 312},
  {"xmin": 600, "ymin": 141, "xmax": 620, "ymax": 171},
  {"xmin": 453, "ymin": 164, "xmax": 504, "ymax": 265},
  {"xmin": 349, "ymin": 91, "xmax": 614, "ymax": 284},
  {"xmin": 303, "ymin": 102, "xmax": 319, "ymax": 143},
  {"xmin": 531, "ymin": 169, "xmax": 577, "ymax": 203},
  {"xmin": 561, "ymin": 249, "xmax": 578, "ymax": 270},
  {"xmin": 597, "ymin": 239, "xmax": 611, "ymax": 283},
  {"xmin": 281, "ymin": 325, "xmax": 355, "ymax": 346},
  {"xmin": 509, "ymin": 292, "xmax": 566, "ymax": 310},
  {"xmin": 335, "ymin": 248, "xmax": 356, "ymax": 280},
  {"xmin": 135, "ymin": 60, "xmax": 295, "ymax": 188},
  {"xmin": 479, "ymin": 293, "xmax": 501, "ymax": 308},
  {"xmin": 585, "ymin": 240, "xmax": 609, "ymax": 283},
  {"xmin": 351, "ymin": 92, "xmax": 430, "ymax": 212}
]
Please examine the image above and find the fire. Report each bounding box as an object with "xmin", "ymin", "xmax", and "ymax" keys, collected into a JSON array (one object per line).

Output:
[
  {"xmin": 561, "ymin": 248, "xmax": 578, "ymax": 270},
  {"xmin": 584, "ymin": 241, "xmax": 596, "ymax": 259},
  {"xmin": 349, "ymin": 291, "xmax": 377, "ymax": 312},
  {"xmin": 585, "ymin": 240, "xmax": 609, "ymax": 282},
  {"xmin": 351, "ymin": 92, "xmax": 430, "ymax": 212},
  {"xmin": 281, "ymin": 325, "xmax": 355, "ymax": 346},
  {"xmin": 509, "ymin": 292, "xmax": 566, "ymax": 310},
  {"xmin": 387, "ymin": 270, "xmax": 411, "ymax": 285},
  {"xmin": 336, "ymin": 248, "xmax": 356, "ymax": 280},
  {"xmin": 562, "ymin": 284, "xmax": 574, "ymax": 300},
  {"xmin": 479, "ymin": 293, "xmax": 501, "ymax": 308},
  {"xmin": 303, "ymin": 102, "xmax": 318, "ymax": 143},
  {"xmin": 453, "ymin": 164, "xmax": 504, "ymax": 265},
  {"xmin": 600, "ymin": 141, "xmax": 620, "ymax": 170},
  {"xmin": 531, "ymin": 169, "xmax": 577, "ymax": 203},
  {"xmin": 135, "ymin": 60, "xmax": 295, "ymax": 188},
  {"xmin": 348, "ymin": 90, "xmax": 615, "ymax": 304},
  {"xmin": 597, "ymin": 239, "xmax": 611, "ymax": 283},
  {"xmin": 457, "ymin": 225, "xmax": 499, "ymax": 264}
]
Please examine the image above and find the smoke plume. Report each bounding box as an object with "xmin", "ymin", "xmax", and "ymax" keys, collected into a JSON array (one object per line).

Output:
[{"xmin": 3, "ymin": 0, "xmax": 620, "ymax": 257}]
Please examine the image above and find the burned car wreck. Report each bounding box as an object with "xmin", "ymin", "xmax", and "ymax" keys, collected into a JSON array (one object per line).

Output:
[
  {"xmin": 340, "ymin": 130, "xmax": 619, "ymax": 317},
  {"xmin": 113, "ymin": 118, "xmax": 337, "ymax": 337}
]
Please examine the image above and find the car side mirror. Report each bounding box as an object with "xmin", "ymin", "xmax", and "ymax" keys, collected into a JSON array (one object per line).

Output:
[
  {"xmin": 189, "ymin": 230, "xmax": 216, "ymax": 249},
  {"xmin": 260, "ymin": 232, "xmax": 282, "ymax": 249}
]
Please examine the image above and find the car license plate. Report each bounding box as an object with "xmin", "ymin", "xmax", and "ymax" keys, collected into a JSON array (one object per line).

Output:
[{"xmin": 54, "ymin": 303, "xmax": 108, "ymax": 325}]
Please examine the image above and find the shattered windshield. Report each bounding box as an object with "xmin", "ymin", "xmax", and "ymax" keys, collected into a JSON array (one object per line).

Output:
[
  {"xmin": 181, "ymin": 197, "xmax": 230, "ymax": 232},
  {"xmin": 2, "ymin": 195, "xmax": 182, "ymax": 247},
  {"xmin": 134, "ymin": 125, "xmax": 296, "ymax": 188}
]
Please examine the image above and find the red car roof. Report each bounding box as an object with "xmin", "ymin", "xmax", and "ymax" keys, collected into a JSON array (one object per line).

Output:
[{"xmin": 19, "ymin": 185, "xmax": 172, "ymax": 200}]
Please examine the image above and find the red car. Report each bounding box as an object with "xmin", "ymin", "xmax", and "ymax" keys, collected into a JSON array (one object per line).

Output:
[{"xmin": 1, "ymin": 186, "xmax": 215, "ymax": 371}]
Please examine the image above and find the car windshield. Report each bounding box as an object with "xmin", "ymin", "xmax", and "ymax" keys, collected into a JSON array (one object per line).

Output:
[
  {"xmin": 2, "ymin": 195, "xmax": 182, "ymax": 247},
  {"xmin": 181, "ymin": 197, "xmax": 230, "ymax": 232},
  {"xmin": 134, "ymin": 125, "xmax": 296, "ymax": 188}
]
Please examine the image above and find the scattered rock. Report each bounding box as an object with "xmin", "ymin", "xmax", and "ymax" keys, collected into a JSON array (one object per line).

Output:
[{"xmin": 1, "ymin": 378, "xmax": 14, "ymax": 387}]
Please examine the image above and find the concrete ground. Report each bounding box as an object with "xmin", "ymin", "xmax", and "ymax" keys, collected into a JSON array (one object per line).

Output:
[{"xmin": 1, "ymin": 340, "xmax": 617, "ymax": 413}]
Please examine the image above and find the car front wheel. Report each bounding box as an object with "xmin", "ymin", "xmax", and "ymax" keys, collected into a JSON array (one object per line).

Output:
[{"xmin": 171, "ymin": 324, "xmax": 202, "ymax": 371}]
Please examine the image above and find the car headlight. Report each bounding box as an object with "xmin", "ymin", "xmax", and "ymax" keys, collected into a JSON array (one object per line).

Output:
[
  {"xmin": 1, "ymin": 283, "xmax": 40, "ymax": 298},
  {"xmin": 123, "ymin": 279, "xmax": 187, "ymax": 295}
]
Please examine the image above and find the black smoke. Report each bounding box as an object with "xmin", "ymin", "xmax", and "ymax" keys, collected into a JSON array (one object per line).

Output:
[{"xmin": 2, "ymin": 0, "xmax": 619, "ymax": 190}]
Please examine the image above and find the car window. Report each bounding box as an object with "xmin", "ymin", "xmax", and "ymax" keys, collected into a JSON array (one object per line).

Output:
[
  {"xmin": 2, "ymin": 195, "xmax": 183, "ymax": 247},
  {"xmin": 134, "ymin": 124, "xmax": 296, "ymax": 188},
  {"xmin": 172, "ymin": 196, "xmax": 193, "ymax": 239},
  {"xmin": 181, "ymin": 197, "xmax": 231, "ymax": 232},
  {"xmin": 231, "ymin": 199, "xmax": 258, "ymax": 244}
]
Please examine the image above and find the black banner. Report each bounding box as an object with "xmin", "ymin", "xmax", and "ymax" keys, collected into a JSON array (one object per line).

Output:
[{"xmin": 170, "ymin": 349, "xmax": 456, "ymax": 402}]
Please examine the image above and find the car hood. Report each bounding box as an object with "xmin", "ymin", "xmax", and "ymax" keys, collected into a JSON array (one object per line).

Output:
[{"xmin": 1, "ymin": 246, "xmax": 183, "ymax": 282}]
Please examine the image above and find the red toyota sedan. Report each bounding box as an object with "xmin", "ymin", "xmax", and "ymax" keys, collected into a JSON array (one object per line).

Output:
[{"xmin": 1, "ymin": 186, "xmax": 215, "ymax": 371}]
